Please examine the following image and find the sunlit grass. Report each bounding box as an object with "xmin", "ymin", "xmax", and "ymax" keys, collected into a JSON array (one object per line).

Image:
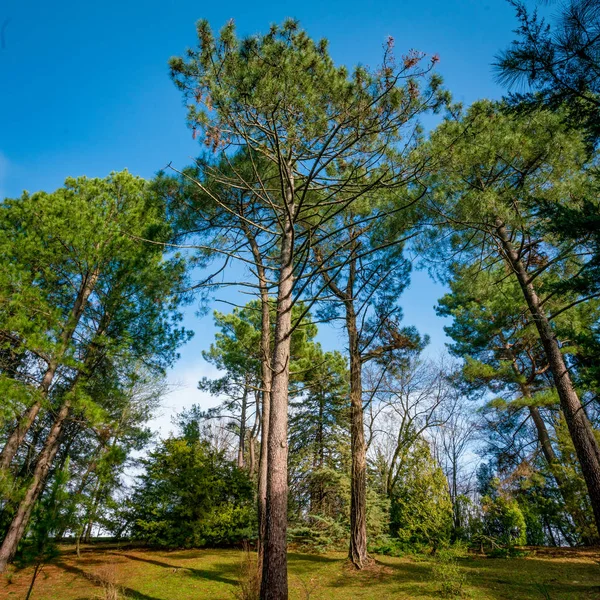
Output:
[{"xmin": 2, "ymin": 545, "xmax": 600, "ymax": 599}]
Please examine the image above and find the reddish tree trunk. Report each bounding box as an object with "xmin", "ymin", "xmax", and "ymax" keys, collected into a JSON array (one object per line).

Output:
[
  {"xmin": 238, "ymin": 385, "xmax": 248, "ymax": 469},
  {"xmin": 346, "ymin": 302, "xmax": 369, "ymax": 568},
  {"xmin": 260, "ymin": 204, "xmax": 294, "ymax": 600},
  {"xmin": 255, "ymin": 256, "xmax": 272, "ymax": 563},
  {"xmin": 0, "ymin": 398, "xmax": 71, "ymax": 573},
  {"xmin": 497, "ymin": 222, "xmax": 600, "ymax": 537}
]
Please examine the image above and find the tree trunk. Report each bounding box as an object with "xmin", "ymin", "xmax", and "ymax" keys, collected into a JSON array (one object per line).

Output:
[
  {"xmin": 346, "ymin": 301, "xmax": 369, "ymax": 569},
  {"xmin": 238, "ymin": 385, "xmax": 248, "ymax": 469},
  {"xmin": 504, "ymin": 339, "xmax": 592, "ymax": 540},
  {"xmin": 0, "ymin": 398, "xmax": 71, "ymax": 573},
  {"xmin": 497, "ymin": 222, "xmax": 600, "ymax": 538},
  {"xmin": 249, "ymin": 391, "xmax": 260, "ymax": 477},
  {"xmin": 260, "ymin": 200, "xmax": 294, "ymax": 600},
  {"xmin": 529, "ymin": 404, "xmax": 595, "ymax": 543},
  {"xmin": 311, "ymin": 393, "xmax": 325, "ymax": 515},
  {"xmin": 245, "ymin": 224, "xmax": 272, "ymax": 562},
  {"xmin": 83, "ymin": 482, "xmax": 103, "ymax": 544},
  {"xmin": 256, "ymin": 266, "xmax": 272, "ymax": 562},
  {"xmin": 0, "ymin": 268, "xmax": 99, "ymax": 471},
  {"xmin": 313, "ymin": 240, "xmax": 369, "ymax": 568}
]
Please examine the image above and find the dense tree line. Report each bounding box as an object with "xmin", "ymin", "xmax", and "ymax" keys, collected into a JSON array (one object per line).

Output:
[{"xmin": 1, "ymin": 2, "xmax": 599, "ymax": 599}]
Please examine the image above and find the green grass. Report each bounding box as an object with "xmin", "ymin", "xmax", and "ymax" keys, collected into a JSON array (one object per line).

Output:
[{"xmin": 2, "ymin": 545, "xmax": 600, "ymax": 599}]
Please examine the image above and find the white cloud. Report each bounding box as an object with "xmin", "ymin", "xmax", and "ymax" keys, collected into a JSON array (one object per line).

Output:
[{"xmin": 149, "ymin": 360, "xmax": 225, "ymax": 438}]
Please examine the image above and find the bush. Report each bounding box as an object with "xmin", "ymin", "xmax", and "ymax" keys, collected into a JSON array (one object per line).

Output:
[
  {"xmin": 431, "ymin": 554, "xmax": 467, "ymax": 598},
  {"xmin": 481, "ymin": 495, "xmax": 527, "ymax": 547},
  {"xmin": 368, "ymin": 534, "xmax": 406, "ymax": 557},
  {"xmin": 288, "ymin": 514, "xmax": 347, "ymax": 553},
  {"xmin": 129, "ymin": 437, "xmax": 255, "ymax": 547}
]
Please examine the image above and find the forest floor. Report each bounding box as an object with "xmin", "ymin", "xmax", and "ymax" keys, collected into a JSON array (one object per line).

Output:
[{"xmin": 1, "ymin": 544, "xmax": 600, "ymax": 599}]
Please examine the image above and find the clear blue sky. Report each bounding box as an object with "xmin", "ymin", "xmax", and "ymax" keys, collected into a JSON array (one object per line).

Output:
[{"xmin": 0, "ymin": 0, "xmax": 519, "ymax": 431}]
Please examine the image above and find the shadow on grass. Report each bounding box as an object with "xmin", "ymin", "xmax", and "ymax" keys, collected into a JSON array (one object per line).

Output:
[
  {"xmin": 460, "ymin": 557, "xmax": 600, "ymax": 599},
  {"xmin": 115, "ymin": 551, "xmax": 239, "ymax": 586},
  {"xmin": 287, "ymin": 552, "xmax": 342, "ymax": 563},
  {"xmin": 55, "ymin": 560, "xmax": 163, "ymax": 600}
]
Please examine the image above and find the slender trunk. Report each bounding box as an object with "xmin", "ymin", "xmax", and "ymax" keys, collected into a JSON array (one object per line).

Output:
[
  {"xmin": 0, "ymin": 268, "xmax": 100, "ymax": 470},
  {"xmin": 529, "ymin": 404, "xmax": 596, "ymax": 544},
  {"xmin": 260, "ymin": 196, "xmax": 294, "ymax": 600},
  {"xmin": 256, "ymin": 267, "xmax": 272, "ymax": 561},
  {"xmin": 238, "ymin": 385, "xmax": 248, "ymax": 469},
  {"xmin": 56, "ymin": 436, "xmax": 108, "ymax": 540},
  {"xmin": 83, "ymin": 519, "xmax": 94, "ymax": 543},
  {"xmin": 313, "ymin": 239, "xmax": 369, "ymax": 567},
  {"xmin": 504, "ymin": 339, "xmax": 591, "ymax": 539},
  {"xmin": 249, "ymin": 391, "xmax": 260, "ymax": 477},
  {"xmin": 529, "ymin": 405, "xmax": 558, "ymax": 465},
  {"xmin": 0, "ymin": 398, "xmax": 71, "ymax": 573},
  {"xmin": 245, "ymin": 224, "xmax": 272, "ymax": 562},
  {"xmin": 15, "ymin": 424, "xmax": 44, "ymax": 481},
  {"xmin": 545, "ymin": 516, "xmax": 558, "ymax": 547},
  {"xmin": 25, "ymin": 562, "xmax": 42, "ymax": 600},
  {"xmin": 451, "ymin": 449, "xmax": 460, "ymax": 536},
  {"xmin": 314, "ymin": 393, "xmax": 325, "ymax": 514},
  {"xmin": 249, "ymin": 434, "xmax": 256, "ymax": 477},
  {"xmin": 83, "ymin": 484, "xmax": 102, "ymax": 544},
  {"xmin": 497, "ymin": 222, "xmax": 600, "ymax": 538},
  {"xmin": 346, "ymin": 301, "xmax": 369, "ymax": 569},
  {"xmin": 318, "ymin": 395, "xmax": 324, "ymax": 470}
]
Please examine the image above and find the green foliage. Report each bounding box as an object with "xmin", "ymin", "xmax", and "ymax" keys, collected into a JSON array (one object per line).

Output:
[
  {"xmin": 431, "ymin": 553, "xmax": 467, "ymax": 599},
  {"xmin": 496, "ymin": 0, "xmax": 600, "ymax": 144},
  {"xmin": 129, "ymin": 436, "xmax": 254, "ymax": 547},
  {"xmin": 171, "ymin": 19, "xmax": 447, "ymax": 159},
  {"xmin": 389, "ymin": 440, "xmax": 453, "ymax": 550},
  {"xmin": 288, "ymin": 515, "xmax": 348, "ymax": 553},
  {"xmin": 481, "ymin": 495, "xmax": 527, "ymax": 547}
]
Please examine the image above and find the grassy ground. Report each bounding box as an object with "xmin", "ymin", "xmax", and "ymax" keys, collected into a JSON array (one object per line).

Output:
[{"xmin": 2, "ymin": 545, "xmax": 600, "ymax": 599}]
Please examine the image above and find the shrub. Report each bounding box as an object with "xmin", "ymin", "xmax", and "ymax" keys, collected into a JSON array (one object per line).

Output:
[
  {"xmin": 481, "ymin": 495, "xmax": 527, "ymax": 547},
  {"xmin": 129, "ymin": 437, "xmax": 255, "ymax": 547},
  {"xmin": 431, "ymin": 555, "xmax": 467, "ymax": 598}
]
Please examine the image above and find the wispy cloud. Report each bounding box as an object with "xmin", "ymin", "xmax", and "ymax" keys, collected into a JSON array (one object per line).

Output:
[{"xmin": 149, "ymin": 360, "xmax": 225, "ymax": 438}]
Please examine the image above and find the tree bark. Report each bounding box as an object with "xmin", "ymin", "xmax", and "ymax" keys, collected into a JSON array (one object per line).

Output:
[
  {"xmin": 253, "ymin": 247, "xmax": 272, "ymax": 563},
  {"xmin": 0, "ymin": 268, "xmax": 99, "ymax": 471},
  {"xmin": 260, "ymin": 192, "xmax": 294, "ymax": 600},
  {"xmin": 249, "ymin": 391, "xmax": 260, "ymax": 477},
  {"xmin": 528, "ymin": 404, "xmax": 595, "ymax": 543},
  {"xmin": 497, "ymin": 222, "xmax": 600, "ymax": 537},
  {"xmin": 346, "ymin": 301, "xmax": 369, "ymax": 568},
  {"xmin": 0, "ymin": 398, "xmax": 71, "ymax": 573},
  {"xmin": 313, "ymin": 242, "xmax": 370, "ymax": 568},
  {"xmin": 238, "ymin": 384, "xmax": 248, "ymax": 469}
]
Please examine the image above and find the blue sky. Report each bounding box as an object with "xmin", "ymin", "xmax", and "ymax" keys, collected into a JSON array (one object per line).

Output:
[{"xmin": 0, "ymin": 0, "xmax": 519, "ymax": 433}]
